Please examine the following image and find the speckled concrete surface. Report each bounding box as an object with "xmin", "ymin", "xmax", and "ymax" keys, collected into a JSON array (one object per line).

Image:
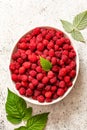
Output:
[{"xmin": 0, "ymin": 0, "xmax": 87, "ymax": 130}]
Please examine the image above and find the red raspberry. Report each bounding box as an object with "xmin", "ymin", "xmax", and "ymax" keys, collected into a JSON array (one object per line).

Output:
[
  {"xmin": 29, "ymin": 43, "xmax": 36, "ymax": 51},
  {"xmin": 65, "ymin": 38, "xmax": 70, "ymax": 44},
  {"xmin": 26, "ymin": 34, "xmax": 32, "ymax": 40},
  {"xmin": 67, "ymin": 81, "xmax": 72, "ymax": 87},
  {"xmin": 48, "ymin": 71, "xmax": 54, "ymax": 79},
  {"xmin": 28, "ymin": 54, "xmax": 37, "ymax": 62},
  {"xmin": 36, "ymin": 73, "xmax": 43, "ymax": 80},
  {"xmin": 46, "ymin": 56, "xmax": 51, "ymax": 61},
  {"xmin": 16, "ymin": 82, "xmax": 21, "ymax": 90},
  {"xmin": 26, "ymin": 88, "xmax": 33, "ymax": 96},
  {"xmin": 46, "ymin": 98, "xmax": 52, "ymax": 102},
  {"xmin": 37, "ymin": 43, "xmax": 44, "ymax": 51},
  {"xmin": 23, "ymin": 62, "xmax": 31, "ymax": 69},
  {"xmin": 19, "ymin": 66, "xmax": 25, "ymax": 74},
  {"xmin": 59, "ymin": 68, "xmax": 67, "ymax": 77},
  {"xmin": 21, "ymin": 75, "xmax": 28, "ymax": 82},
  {"xmin": 28, "ymin": 76, "xmax": 33, "ymax": 81},
  {"xmin": 29, "ymin": 83, "xmax": 34, "ymax": 89},
  {"xmin": 21, "ymin": 81, "xmax": 28, "ymax": 87},
  {"xmin": 45, "ymin": 91, "xmax": 52, "ymax": 98},
  {"xmin": 51, "ymin": 57, "xmax": 57, "ymax": 65},
  {"xmin": 52, "ymin": 65, "xmax": 59, "ymax": 72},
  {"xmin": 53, "ymin": 93, "xmax": 59, "ymax": 99},
  {"xmin": 62, "ymin": 50, "xmax": 69, "ymax": 56},
  {"xmin": 42, "ymin": 90, "xmax": 45, "ymax": 96},
  {"xmin": 36, "ymin": 66, "xmax": 42, "ymax": 72},
  {"xmin": 63, "ymin": 44, "xmax": 69, "ymax": 50},
  {"xmin": 62, "ymin": 55, "xmax": 68, "ymax": 62},
  {"xmin": 12, "ymin": 74, "xmax": 18, "ymax": 82},
  {"xmin": 36, "ymin": 34, "xmax": 43, "ymax": 42},
  {"xmin": 66, "ymin": 66, "xmax": 71, "ymax": 73},
  {"xmin": 49, "ymin": 49, "xmax": 55, "ymax": 57},
  {"xmin": 59, "ymin": 81, "xmax": 65, "ymax": 88},
  {"xmin": 51, "ymin": 86, "xmax": 57, "ymax": 92},
  {"xmin": 57, "ymin": 88, "xmax": 65, "ymax": 96},
  {"xmin": 70, "ymin": 61, "xmax": 76, "ymax": 69},
  {"xmin": 34, "ymin": 90, "xmax": 41, "ymax": 97},
  {"xmin": 25, "ymin": 50, "xmax": 32, "ymax": 55},
  {"xmin": 50, "ymin": 77, "xmax": 57, "ymax": 84},
  {"xmin": 17, "ymin": 58, "xmax": 23, "ymax": 64},
  {"xmin": 32, "ymin": 79, "xmax": 38, "ymax": 86},
  {"xmin": 43, "ymin": 50, "xmax": 49, "ymax": 56},
  {"xmin": 56, "ymin": 39, "xmax": 63, "ymax": 46},
  {"xmin": 47, "ymin": 41, "xmax": 54, "ymax": 49},
  {"xmin": 59, "ymin": 60, "xmax": 64, "ymax": 66},
  {"xmin": 19, "ymin": 37, "xmax": 26, "ymax": 43},
  {"xmin": 69, "ymin": 52, "xmax": 76, "ymax": 59},
  {"xmin": 14, "ymin": 69, "xmax": 19, "ymax": 74},
  {"xmin": 18, "ymin": 42, "xmax": 28, "ymax": 50},
  {"xmin": 9, "ymin": 63, "xmax": 16, "ymax": 71},
  {"xmin": 56, "ymin": 31, "xmax": 64, "ymax": 38},
  {"xmin": 19, "ymin": 87, "xmax": 26, "ymax": 95},
  {"xmin": 69, "ymin": 70, "xmax": 76, "ymax": 78},
  {"xmin": 21, "ymin": 53, "xmax": 27, "ymax": 60},
  {"xmin": 41, "ymin": 29, "xmax": 47, "ymax": 36},
  {"xmin": 31, "ymin": 64, "xmax": 37, "ymax": 70},
  {"xmin": 37, "ymin": 83, "xmax": 44, "ymax": 90},
  {"xmin": 45, "ymin": 85, "xmax": 51, "ymax": 91},
  {"xmin": 55, "ymin": 51, "xmax": 62, "ymax": 58},
  {"xmin": 64, "ymin": 76, "xmax": 70, "ymax": 83},
  {"xmin": 45, "ymin": 33, "xmax": 52, "ymax": 40},
  {"xmin": 29, "ymin": 70, "xmax": 37, "ymax": 77},
  {"xmin": 42, "ymin": 77, "xmax": 49, "ymax": 84},
  {"xmin": 53, "ymin": 36, "xmax": 57, "ymax": 41},
  {"xmin": 54, "ymin": 45, "xmax": 59, "ymax": 51},
  {"xmin": 58, "ymin": 75, "xmax": 63, "ymax": 80},
  {"xmin": 43, "ymin": 39, "xmax": 49, "ymax": 46},
  {"xmin": 32, "ymin": 27, "xmax": 41, "ymax": 35},
  {"xmin": 37, "ymin": 95, "xmax": 45, "ymax": 103}
]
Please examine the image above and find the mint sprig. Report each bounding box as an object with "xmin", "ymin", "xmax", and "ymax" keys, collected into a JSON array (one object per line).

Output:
[
  {"xmin": 40, "ymin": 56, "xmax": 52, "ymax": 71},
  {"xmin": 61, "ymin": 10, "xmax": 87, "ymax": 42},
  {"xmin": 5, "ymin": 89, "xmax": 49, "ymax": 130}
]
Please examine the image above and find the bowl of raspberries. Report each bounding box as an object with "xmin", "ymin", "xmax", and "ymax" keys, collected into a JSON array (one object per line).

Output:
[{"xmin": 9, "ymin": 26, "xmax": 79, "ymax": 105}]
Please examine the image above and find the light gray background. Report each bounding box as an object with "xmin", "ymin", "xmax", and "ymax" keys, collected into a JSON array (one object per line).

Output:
[{"xmin": 0, "ymin": 0, "xmax": 87, "ymax": 130}]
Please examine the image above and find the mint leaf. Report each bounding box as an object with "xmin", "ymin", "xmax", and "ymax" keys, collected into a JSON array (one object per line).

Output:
[
  {"xmin": 14, "ymin": 126, "xmax": 27, "ymax": 130},
  {"xmin": 60, "ymin": 20, "xmax": 74, "ymax": 33},
  {"xmin": 73, "ymin": 10, "xmax": 87, "ymax": 30},
  {"xmin": 5, "ymin": 89, "xmax": 27, "ymax": 124},
  {"xmin": 23, "ymin": 107, "xmax": 32, "ymax": 121},
  {"xmin": 26, "ymin": 113, "xmax": 49, "ymax": 130},
  {"xmin": 40, "ymin": 56, "xmax": 52, "ymax": 71},
  {"xmin": 71, "ymin": 29, "xmax": 85, "ymax": 42}
]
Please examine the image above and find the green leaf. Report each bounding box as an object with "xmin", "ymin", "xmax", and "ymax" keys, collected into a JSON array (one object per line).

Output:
[
  {"xmin": 7, "ymin": 115, "xmax": 22, "ymax": 124},
  {"xmin": 73, "ymin": 10, "xmax": 87, "ymax": 30},
  {"xmin": 60, "ymin": 20, "xmax": 74, "ymax": 33},
  {"xmin": 40, "ymin": 56, "xmax": 52, "ymax": 71},
  {"xmin": 5, "ymin": 89, "xmax": 27, "ymax": 124},
  {"xmin": 71, "ymin": 29, "xmax": 85, "ymax": 42},
  {"xmin": 23, "ymin": 107, "xmax": 32, "ymax": 121},
  {"xmin": 26, "ymin": 113, "xmax": 49, "ymax": 130},
  {"xmin": 14, "ymin": 126, "xmax": 27, "ymax": 130}
]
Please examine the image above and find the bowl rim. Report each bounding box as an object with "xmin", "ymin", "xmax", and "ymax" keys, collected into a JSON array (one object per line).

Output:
[{"xmin": 9, "ymin": 26, "xmax": 79, "ymax": 105}]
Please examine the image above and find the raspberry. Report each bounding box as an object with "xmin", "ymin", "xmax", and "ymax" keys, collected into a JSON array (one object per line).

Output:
[
  {"xmin": 17, "ymin": 58, "xmax": 23, "ymax": 64},
  {"xmin": 47, "ymin": 41, "xmax": 54, "ymax": 49},
  {"xmin": 42, "ymin": 77, "xmax": 49, "ymax": 84},
  {"xmin": 25, "ymin": 50, "xmax": 32, "ymax": 55},
  {"xmin": 29, "ymin": 43, "xmax": 36, "ymax": 51},
  {"xmin": 21, "ymin": 75, "xmax": 28, "ymax": 81},
  {"xmin": 56, "ymin": 39, "xmax": 63, "ymax": 46},
  {"xmin": 67, "ymin": 81, "xmax": 72, "ymax": 87},
  {"xmin": 62, "ymin": 50, "xmax": 69, "ymax": 56},
  {"xmin": 51, "ymin": 57, "xmax": 57, "ymax": 65},
  {"xmin": 50, "ymin": 77, "xmax": 57, "ymax": 84},
  {"xmin": 19, "ymin": 87, "xmax": 26, "ymax": 95},
  {"xmin": 59, "ymin": 81, "xmax": 65, "ymax": 88},
  {"xmin": 28, "ymin": 54, "xmax": 37, "ymax": 62},
  {"xmin": 43, "ymin": 50, "xmax": 49, "ymax": 56},
  {"xmin": 48, "ymin": 71, "xmax": 54, "ymax": 79},
  {"xmin": 66, "ymin": 66, "xmax": 71, "ymax": 73},
  {"xmin": 51, "ymin": 86, "xmax": 57, "ymax": 92},
  {"xmin": 26, "ymin": 34, "xmax": 32, "ymax": 40},
  {"xmin": 19, "ymin": 37, "xmax": 26, "ymax": 43},
  {"xmin": 36, "ymin": 34, "xmax": 43, "ymax": 42},
  {"xmin": 69, "ymin": 70, "xmax": 76, "ymax": 78},
  {"xmin": 12, "ymin": 74, "xmax": 18, "ymax": 82},
  {"xmin": 64, "ymin": 76, "xmax": 70, "ymax": 83},
  {"xmin": 63, "ymin": 44, "xmax": 69, "ymax": 50},
  {"xmin": 53, "ymin": 36, "xmax": 57, "ymax": 41},
  {"xmin": 49, "ymin": 49, "xmax": 55, "ymax": 57},
  {"xmin": 16, "ymin": 82, "xmax": 21, "ymax": 90},
  {"xmin": 57, "ymin": 88, "xmax": 65, "ymax": 96},
  {"xmin": 32, "ymin": 79, "xmax": 38, "ymax": 86},
  {"xmin": 46, "ymin": 98, "xmax": 52, "ymax": 102},
  {"xmin": 26, "ymin": 88, "xmax": 33, "ymax": 96},
  {"xmin": 69, "ymin": 52, "xmax": 76, "ymax": 59},
  {"xmin": 37, "ymin": 43, "xmax": 44, "ymax": 51},
  {"xmin": 41, "ymin": 29, "xmax": 47, "ymax": 37},
  {"xmin": 29, "ymin": 70, "xmax": 37, "ymax": 77},
  {"xmin": 45, "ymin": 85, "xmax": 51, "ymax": 91},
  {"xmin": 58, "ymin": 75, "xmax": 63, "ymax": 80},
  {"xmin": 19, "ymin": 66, "xmax": 25, "ymax": 74},
  {"xmin": 70, "ymin": 61, "xmax": 76, "ymax": 69},
  {"xmin": 37, "ymin": 83, "xmax": 44, "ymax": 90},
  {"xmin": 36, "ymin": 73, "xmax": 43, "ymax": 80},
  {"xmin": 31, "ymin": 64, "xmax": 37, "ymax": 70},
  {"xmin": 46, "ymin": 56, "xmax": 51, "ymax": 61},
  {"xmin": 9, "ymin": 63, "xmax": 16, "ymax": 71},
  {"xmin": 62, "ymin": 55, "xmax": 68, "ymax": 62},
  {"xmin": 59, "ymin": 60, "xmax": 64, "ymax": 66},
  {"xmin": 34, "ymin": 90, "xmax": 41, "ymax": 97},
  {"xmin": 14, "ymin": 69, "xmax": 19, "ymax": 74},
  {"xmin": 53, "ymin": 93, "xmax": 58, "ymax": 99},
  {"xmin": 32, "ymin": 27, "xmax": 41, "ymax": 35},
  {"xmin": 59, "ymin": 68, "xmax": 67, "ymax": 77},
  {"xmin": 52, "ymin": 65, "xmax": 59, "ymax": 72},
  {"xmin": 37, "ymin": 95, "xmax": 45, "ymax": 103},
  {"xmin": 21, "ymin": 81, "xmax": 28, "ymax": 87},
  {"xmin": 43, "ymin": 39, "xmax": 49, "ymax": 46},
  {"xmin": 28, "ymin": 76, "xmax": 33, "ymax": 81},
  {"xmin": 29, "ymin": 83, "xmax": 34, "ymax": 89},
  {"xmin": 56, "ymin": 31, "xmax": 64, "ymax": 38},
  {"xmin": 36, "ymin": 66, "xmax": 42, "ymax": 72},
  {"xmin": 54, "ymin": 45, "xmax": 59, "ymax": 51},
  {"xmin": 45, "ymin": 91, "xmax": 52, "ymax": 98},
  {"xmin": 55, "ymin": 51, "xmax": 62, "ymax": 58},
  {"xmin": 18, "ymin": 42, "xmax": 28, "ymax": 50},
  {"xmin": 23, "ymin": 62, "xmax": 31, "ymax": 69},
  {"xmin": 45, "ymin": 33, "xmax": 52, "ymax": 40}
]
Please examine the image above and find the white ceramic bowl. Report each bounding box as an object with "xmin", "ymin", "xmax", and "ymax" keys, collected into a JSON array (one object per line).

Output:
[{"xmin": 10, "ymin": 26, "xmax": 79, "ymax": 105}]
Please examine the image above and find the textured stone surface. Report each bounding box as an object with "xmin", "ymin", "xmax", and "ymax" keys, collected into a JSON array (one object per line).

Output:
[{"xmin": 0, "ymin": 0, "xmax": 87, "ymax": 130}]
